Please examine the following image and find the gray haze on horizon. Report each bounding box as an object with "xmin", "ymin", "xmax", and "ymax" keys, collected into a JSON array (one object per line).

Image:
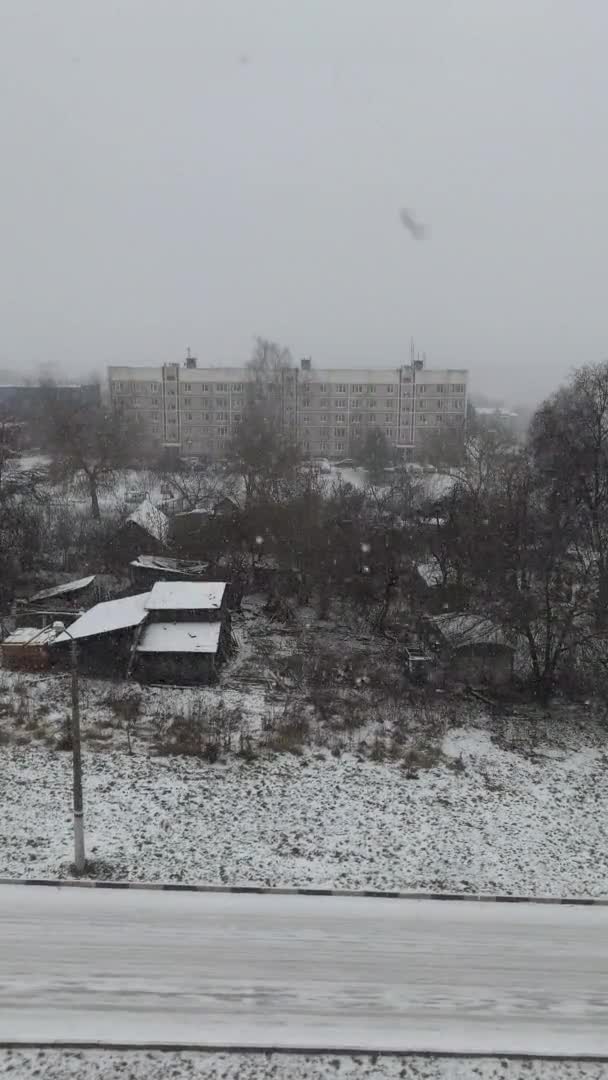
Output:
[{"xmin": 1, "ymin": 0, "xmax": 607, "ymax": 405}]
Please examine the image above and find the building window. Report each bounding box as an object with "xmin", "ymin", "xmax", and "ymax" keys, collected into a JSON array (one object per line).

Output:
[
  {"xmin": 351, "ymin": 397, "xmax": 361, "ymax": 407},
  {"xmin": 165, "ymin": 373, "xmax": 176, "ymax": 381},
  {"xmin": 417, "ymin": 400, "xmax": 428, "ymax": 410},
  {"xmin": 217, "ymin": 426, "xmax": 228, "ymax": 436},
  {"xmin": 336, "ymin": 399, "xmax": 346, "ymax": 409},
  {"xmin": 320, "ymin": 414, "xmax": 328, "ymax": 423},
  {"xmin": 450, "ymin": 383, "xmax": 465, "ymax": 393},
  {"xmin": 452, "ymin": 399, "xmax": 464, "ymax": 410},
  {"xmin": 151, "ymin": 398, "xmax": 159, "ymax": 406},
  {"xmin": 387, "ymin": 384, "xmax": 394, "ymax": 393},
  {"xmin": 368, "ymin": 412, "xmax": 376, "ymax": 422},
  {"xmin": 216, "ymin": 412, "xmax": 227, "ymax": 421},
  {"xmin": 351, "ymin": 384, "xmax": 364, "ymax": 393},
  {"xmin": 367, "ymin": 399, "xmax": 376, "ymax": 408},
  {"xmin": 416, "ymin": 384, "xmax": 427, "ymax": 394},
  {"xmin": 216, "ymin": 398, "xmax": 227, "ymax": 408},
  {"xmin": 336, "ymin": 441, "xmax": 345, "ymax": 451},
  {"xmin": 302, "ymin": 397, "xmax": 311, "ymax": 408},
  {"xmin": 187, "ymin": 413, "xmax": 193, "ymax": 421},
  {"xmin": 303, "ymin": 416, "xmax": 310, "ymax": 425},
  {"xmin": 184, "ymin": 397, "xmax": 191, "ymax": 406},
  {"xmin": 435, "ymin": 384, "xmax": 445, "ymax": 393},
  {"xmin": 183, "ymin": 383, "xmax": 192, "ymax": 391},
  {"xmin": 320, "ymin": 441, "xmax": 328, "ymax": 451},
  {"xmin": 385, "ymin": 413, "xmax": 393, "ymax": 421},
  {"xmin": 386, "ymin": 427, "xmax": 393, "ymax": 437},
  {"xmin": 334, "ymin": 427, "xmax": 345, "ymax": 436},
  {"xmin": 215, "ymin": 383, "xmax": 228, "ymax": 392},
  {"xmin": 319, "ymin": 383, "xmax": 327, "ymax": 392},
  {"xmin": 337, "ymin": 383, "xmax": 347, "ymax": 393}
]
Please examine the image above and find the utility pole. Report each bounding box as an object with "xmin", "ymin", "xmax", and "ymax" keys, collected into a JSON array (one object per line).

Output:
[{"xmin": 53, "ymin": 623, "xmax": 85, "ymax": 874}]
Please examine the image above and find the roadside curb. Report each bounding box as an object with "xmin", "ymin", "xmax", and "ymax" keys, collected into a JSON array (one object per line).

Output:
[{"xmin": 1, "ymin": 877, "xmax": 607, "ymax": 906}]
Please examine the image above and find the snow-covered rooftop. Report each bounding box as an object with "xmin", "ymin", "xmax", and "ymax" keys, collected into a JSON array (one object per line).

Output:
[
  {"xmin": 2, "ymin": 626, "xmax": 63, "ymax": 647},
  {"xmin": 126, "ymin": 500, "xmax": 169, "ymax": 543},
  {"xmin": 29, "ymin": 575, "xmax": 96, "ymax": 603},
  {"xmin": 52, "ymin": 593, "xmax": 150, "ymax": 643},
  {"xmin": 137, "ymin": 621, "xmax": 222, "ymax": 654},
  {"xmin": 145, "ymin": 581, "xmax": 226, "ymax": 612}
]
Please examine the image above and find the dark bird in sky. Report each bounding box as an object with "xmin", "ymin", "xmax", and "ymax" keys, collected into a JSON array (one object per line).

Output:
[{"xmin": 399, "ymin": 208, "xmax": 427, "ymax": 240}]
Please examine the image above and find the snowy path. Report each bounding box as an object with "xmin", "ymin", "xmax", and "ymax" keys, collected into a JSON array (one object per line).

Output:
[{"xmin": 1, "ymin": 886, "xmax": 607, "ymax": 1057}]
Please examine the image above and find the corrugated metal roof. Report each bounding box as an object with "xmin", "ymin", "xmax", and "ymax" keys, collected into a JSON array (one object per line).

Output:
[
  {"xmin": 130, "ymin": 556, "xmax": 210, "ymax": 575},
  {"xmin": 29, "ymin": 575, "xmax": 96, "ymax": 603}
]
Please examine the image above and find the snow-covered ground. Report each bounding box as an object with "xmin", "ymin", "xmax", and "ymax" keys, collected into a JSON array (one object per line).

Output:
[
  {"xmin": 1, "ymin": 1050, "xmax": 606, "ymax": 1079},
  {"xmin": 1, "ymin": 722, "xmax": 606, "ymax": 895}
]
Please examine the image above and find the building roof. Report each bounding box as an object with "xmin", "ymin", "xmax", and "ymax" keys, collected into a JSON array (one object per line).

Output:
[
  {"xmin": 29, "ymin": 575, "xmax": 96, "ymax": 603},
  {"xmin": 126, "ymin": 500, "xmax": 169, "ymax": 543},
  {"xmin": 145, "ymin": 581, "xmax": 226, "ymax": 612},
  {"xmin": 130, "ymin": 555, "xmax": 210, "ymax": 577},
  {"xmin": 2, "ymin": 625, "xmax": 63, "ymax": 647},
  {"xmin": 53, "ymin": 593, "xmax": 150, "ymax": 643},
  {"xmin": 137, "ymin": 621, "xmax": 222, "ymax": 654}
]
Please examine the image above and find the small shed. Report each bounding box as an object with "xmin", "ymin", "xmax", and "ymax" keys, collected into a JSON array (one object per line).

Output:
[
  {"xmin": 136, "ymin": 620, "xmax": 226, "ymax": 684},
  {"xmin": 114, "ymin": 501, "xmax": 169, "ymax": 563},
  {"xmin": 423, "ymin": 613, "xmax": 514, "ymax": 687},
  {"xmin": 129, "ymin": 555, "xmax": 212, "ymax": 590},
  {"xmin": 134, "ymin": 581, "xmax": 232, "ymax": 685},
  {"xmin": 2, "ymin": 625, "xmax": 64, "ymax": 671}
]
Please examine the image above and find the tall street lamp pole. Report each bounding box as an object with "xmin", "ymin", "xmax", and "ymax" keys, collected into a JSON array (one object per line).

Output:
[{"xmin": 53, "ymin": 622, "xmax": 85, "ymax": 874}]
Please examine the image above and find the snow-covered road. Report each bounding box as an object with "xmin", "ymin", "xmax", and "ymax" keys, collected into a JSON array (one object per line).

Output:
[{"xmin": 1, "ymin": 886, "xmax": 607, "ymax": 1057}]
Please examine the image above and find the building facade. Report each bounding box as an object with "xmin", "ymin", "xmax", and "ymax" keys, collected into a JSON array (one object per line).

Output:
[{"xmin": 108, "ymin": 358, "xmax": 468, "ymax": 459}]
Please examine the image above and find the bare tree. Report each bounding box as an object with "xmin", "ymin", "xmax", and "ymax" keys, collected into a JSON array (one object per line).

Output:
[
  {"xmin": 44, "ymin": 396, "xmax": 136, "ymax": 520},
  {"xmin": 531, "ymin": 360, "xmax": 608, "ymax": 628}
]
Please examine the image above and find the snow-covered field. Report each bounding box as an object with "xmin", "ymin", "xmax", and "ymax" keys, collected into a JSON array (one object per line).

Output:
[
  {"xmin": 2, "ymin": 722, "xmax": 606, "ymax": 895},
  {"xmin": 1, "ymin": 1050, "xmax": 606, "ymax": 1080}
]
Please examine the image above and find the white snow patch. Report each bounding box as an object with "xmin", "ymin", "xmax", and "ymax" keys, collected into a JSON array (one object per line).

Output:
[
  {"xmin": 0, "ymin": 1049, "xmax": 603, "ymax": 1079},
  {"xmin": 145, "ymin": 581, "xmax": 226, "ymax": 611},
  {"xmin": 137, "ymin": 621, "xmax": 222, "ymax": 654},
  {"xmin": 53, "ymin": 594, "xmax": 150, "ymax": 642}
]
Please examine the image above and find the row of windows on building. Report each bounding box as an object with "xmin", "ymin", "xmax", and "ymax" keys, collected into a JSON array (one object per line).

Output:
[
  {"xmin": 130, "ymin": 395, "xmax": 462, "ymax": 414},
  {"xmin": 113, "ymin": 379, "xmax": 466, "ymax": 395},
  {"xmin": 113, "ymin": 381, "xmax": 245, "ymax": 393}
]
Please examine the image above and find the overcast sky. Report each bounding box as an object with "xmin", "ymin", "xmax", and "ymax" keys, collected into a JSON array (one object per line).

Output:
[{"xmin": 1, "ymin": 1, "xmax": 607, "ymax": 403}]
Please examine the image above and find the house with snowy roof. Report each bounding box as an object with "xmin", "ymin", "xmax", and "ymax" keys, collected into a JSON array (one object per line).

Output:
[
  {"xmin": 133, "ymin": 581, "xmax": 232, "ymax": 685},
  {"xmin": 49, "ymin": 580, "xmax": 233, "ymax": 684}
]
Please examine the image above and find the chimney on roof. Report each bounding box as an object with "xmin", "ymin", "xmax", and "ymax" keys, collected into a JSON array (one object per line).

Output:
[
  {"xmin": 300, "ymin": 356, "xmax": 311, "ymax": 371},
  {"xmin": 185, "ymin": 347, "xmax": 197, "ymax": 370}
]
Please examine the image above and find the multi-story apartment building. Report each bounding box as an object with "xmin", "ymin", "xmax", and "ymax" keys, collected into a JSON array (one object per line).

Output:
[{"xmin": 108, "ymin": 356, "xmax": 468, "ymax": 460}]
